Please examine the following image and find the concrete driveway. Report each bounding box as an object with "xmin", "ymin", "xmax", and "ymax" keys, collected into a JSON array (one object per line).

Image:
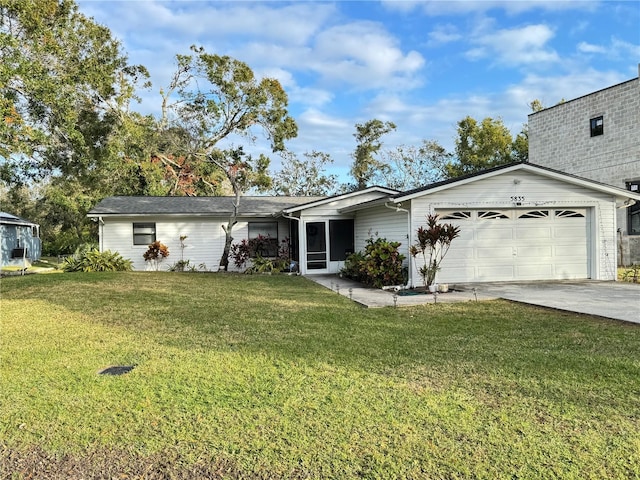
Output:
[
  {"xmin": 310, "ymin": 275, "xmax": 640, "ymax": 324},
  {"xmin": 473, "ymin": 281, "xmax": 640, "ymax": 324}
]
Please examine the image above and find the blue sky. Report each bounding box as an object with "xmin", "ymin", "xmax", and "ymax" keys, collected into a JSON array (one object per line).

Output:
[{"xmin": 78, "ymin": 0, "xmax": 640, "ymax": 181}]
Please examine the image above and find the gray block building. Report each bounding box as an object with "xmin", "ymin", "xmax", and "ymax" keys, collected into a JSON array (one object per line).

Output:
[{"xmin": 528, "ymin": 65, "xmax": 640, "ymax": 265}]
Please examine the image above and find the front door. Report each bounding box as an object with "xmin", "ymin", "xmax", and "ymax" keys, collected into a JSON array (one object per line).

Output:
[{"xmin": 305, "ymin": 221, "xmax": 327, "ymax": 271}]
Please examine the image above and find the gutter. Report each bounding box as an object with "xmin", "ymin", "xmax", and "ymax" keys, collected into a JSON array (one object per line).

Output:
[{"xmin": 617, "ymin": 199, "xmax": 636, "ymax": 209}]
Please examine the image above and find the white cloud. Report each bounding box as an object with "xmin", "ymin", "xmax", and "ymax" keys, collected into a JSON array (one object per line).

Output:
[
  {"xmin": 505, "ymin": 70, "xmax": 631, "ymax": 113},
  {"xmin": 467, "ymin": 24, "xmax": 559, "ymax": 66},
  {"xmin": 577, "ymin": 42, "xmax": 607, "ymax": 54},
  {"xmin": 427, "ymin": 24, "xmax": 463, "ymax": 46},
  {"xmin": 311, "ymin": 21, "xmax": 425, "ymax": 90},
  {"xmin": 576, "ymin": 37, "xmax": 640, "ymax": 60},
  {"xmin": 381, "ymin": 0, "xmax": 598, "ymax": 16}
]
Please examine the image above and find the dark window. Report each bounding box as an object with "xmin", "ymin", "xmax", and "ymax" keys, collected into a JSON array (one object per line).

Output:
[
  {"xmin": 590, "ymin": 116, "xmax": 603, "ymax": 137},
  {"xmin": 440, "ymin": 211, "xmax": 471, "ymax": 220},
  {"xmin": 628, "ymin": 181, "xmax": 640, "ymax": 235},
  {"xmin": 31, "ymin": 226, "xmax": 38, "ymax": 237},
  {"xmin": 329, "ymin": 219, "xmax": 354, "ymax": 261},
  {"xmin": 248, "ymin": 222, "xmax": 278, "ymax": 257},
  {"xmin": 133, "ymin": 223, "xmax": 156, "ymax": 245},
  {"xmin": 478, "ymin": 211, "xmax": 509, "ymax": 219},
  {"xmin": 555, "ymin": 210, "xmax": 585, "ymax": 218},
  {"xmin": 518, "ymin": 210, "xmax": 549, "ymax": 219}
]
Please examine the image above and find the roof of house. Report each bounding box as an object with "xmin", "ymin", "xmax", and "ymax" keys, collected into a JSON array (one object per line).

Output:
[
  {"xmin": 281, "ymin": 186, "xmax": 398, "ymax": 214},
  {"xmin": 88, "ymin": 164, "xmax": 640, "ymax": 218},
  {"xmin": 0, "ymin": 212, "xmax": 38, "ymax": 227},
  {"xmin": 338, "ymin": 162, "xmax": 640, "ymax": 213},
  {"xmin": 390, "ymin": 161, "xmax": 640, "ymax": 202},
  {"xmin": 87, "ymin": 196, "xmax": 327, "ymax": 217}
]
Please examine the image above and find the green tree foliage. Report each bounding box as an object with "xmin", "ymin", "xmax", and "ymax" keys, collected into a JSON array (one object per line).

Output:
[
  {"xmin": 446, "ymin": 116, "xmax": 514, "ymax": 178},
  {"xmin": 270, "ymin": 150, "xmax": 338, "ymax": 196},
  {"xmin": 380, "ymin": 140, "xmax": 452, "ymax": 190},
  {"xmin": 350, "ymin": 119, "xmax": 396, "ymax": 190},
  {"xmin": 0, "ymin": 0, "xmax": 146, "ymax": 183},
  {"xmin": 0, "ymin": 0, "xmax": 154, "ymax": 254},
  {"xmin": 210, "ymin": 147, "xmax": 273, "ymax": 270},
  {"xmin": 157, "ymin": 46, "xmax": 297, "ymax": 270}
]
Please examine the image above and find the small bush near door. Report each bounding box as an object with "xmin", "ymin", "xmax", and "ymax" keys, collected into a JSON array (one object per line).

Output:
[{"xmin": 341, "ymin": 237, "xmax": 406, "ymax": 288}]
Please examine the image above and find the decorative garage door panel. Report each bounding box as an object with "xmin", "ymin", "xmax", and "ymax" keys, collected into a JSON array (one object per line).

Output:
[{"xmin": 435, "ymin": 209, "xmax": 590, "ymax": 282}]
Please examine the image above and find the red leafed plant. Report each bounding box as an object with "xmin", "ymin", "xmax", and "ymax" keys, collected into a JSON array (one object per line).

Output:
[
  {"xmin": 143, "ymin": 241, "xmax": 169, "ymax": 270},
  {"xmin": 409, "ymin": 214, "xmax": 460, "ymax": 288}
]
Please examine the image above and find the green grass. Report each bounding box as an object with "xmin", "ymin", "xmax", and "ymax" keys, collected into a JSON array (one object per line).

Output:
[{"xmin": 1, "ymin": 273, "xmax": 639, "ymax": 479}]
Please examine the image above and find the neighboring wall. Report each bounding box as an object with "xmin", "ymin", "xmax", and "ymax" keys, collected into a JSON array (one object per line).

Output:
[
  {"xmin": 528, "ymin": 71, "xmax": 640, "ymax": 264},
  {"xmin": 0, "ymin": 224, "xmax": 41, "ymax": 267},
  {"xmin": 101, "ymin": 216, "xmax": 290, "ymax": 271}
]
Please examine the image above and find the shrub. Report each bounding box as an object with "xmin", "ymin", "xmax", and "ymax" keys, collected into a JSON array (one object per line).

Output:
[
  {"xmin": 62, "ymin": 249, "xmax": 133, "ymax": 272},
  {"xmin": 341, "ymin": 251, "xmax": 366, "ymax": 283},
  {"xmin": 143, "ymin": 241, "xmax": 169, "ymax": 270},
  {"xmin": 341, "ymin": 237, "xmax": 405, "ymax": 288},
  {"xmin": 231, "ymin": 236, "xmax": 292, "ymax": 273},
  {"xmin": 410, "ymin": 214, "xmax": 460, "ymax": 289},
  {"xmin": 621, "ymin": 263, "xmax": 639, "ymax": 283},
  {"xmin": 168, "ymin": 259, "xmax": 193, "ymax": 272}
]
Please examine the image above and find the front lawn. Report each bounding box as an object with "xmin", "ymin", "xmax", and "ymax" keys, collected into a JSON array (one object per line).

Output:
[{"xmin": 1, "ymin": 273, "xmax": 639, "ymax": 479}]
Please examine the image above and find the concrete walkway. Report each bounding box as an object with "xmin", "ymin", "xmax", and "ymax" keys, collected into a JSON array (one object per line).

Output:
[{"xmin": 308, "ymin": 275, "xmax": 640, "ymax": 324}]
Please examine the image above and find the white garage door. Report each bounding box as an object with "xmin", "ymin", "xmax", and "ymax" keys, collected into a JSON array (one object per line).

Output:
[{"xmin": 435, "ymin": 208, "xmax": 591, "ymax": 283}]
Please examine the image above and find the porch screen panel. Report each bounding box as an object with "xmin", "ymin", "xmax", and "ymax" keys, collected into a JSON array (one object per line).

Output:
[
  {"xmin": 306, "ymin": 222, "xmax": 326, "ymax": 269},
  {"xmin": 329, "ymin": 219, "xmax": 354, "ymax": 261}
]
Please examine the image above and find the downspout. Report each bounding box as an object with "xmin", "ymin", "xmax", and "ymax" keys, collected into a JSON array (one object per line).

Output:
[
  {"xmin": 385, "ymin": 202, "xmax": 412, "ymax": 287},
  {"xmin": 281, "ymin": 213, "xmax": 301, "ymax": 274},
  {"xmin": 98, "ymin": 216, "xmax": 104, "ymax": 252}
]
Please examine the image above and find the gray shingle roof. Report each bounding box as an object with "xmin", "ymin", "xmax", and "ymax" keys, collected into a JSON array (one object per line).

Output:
[
  {"xmin": 88, "ymin": 196, "xmax": 327, "ymax": 217},
  {"xmin": 0, "ymin": 212, "xmax": 38, "ymax": 226}
]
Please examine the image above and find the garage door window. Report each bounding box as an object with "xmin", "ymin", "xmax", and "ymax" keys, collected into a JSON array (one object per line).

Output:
[
  {"xmin": 478, "ymin": 211, "xmax": 509, "ymax": 219},
  {"xmin": 441, "ymin": 211, "xmax": 471, "ymax": 220},
  {"xmin": 519, "ymin": 210, "xmax": 549, "ymax": 219},
  {"xmin": 556, "ymin": 210, "xmax": 585, "ymax": 218}
]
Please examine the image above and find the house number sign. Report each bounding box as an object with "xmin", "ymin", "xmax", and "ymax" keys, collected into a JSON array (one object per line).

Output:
[{"xmin": 510, "ymin": 196, "xmax": 525, "ymax": 203}]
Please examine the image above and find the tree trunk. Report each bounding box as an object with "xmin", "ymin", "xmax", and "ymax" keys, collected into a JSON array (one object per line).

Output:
[
  {"xmin": 219, "ymin": 182, "xmax": 240, "ymax": 271},
  {"xmin": 219, "ymin": 222, "xmax": 234, "ymax": 271}
]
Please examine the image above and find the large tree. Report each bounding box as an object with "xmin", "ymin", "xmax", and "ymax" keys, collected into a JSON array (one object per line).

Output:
[
  {"xmin": 0, "ymin": 0, "xmax": 156, "ymax": 253},
  {"xmin": 269, "ymin": 150, "xmax": 337, "ymax": 196},
  {"xmin": 380, "ymin": 140, "xmax": 451, "ymax": 190},
  {"xmin": 160, "ymin": 46, "xmax": 298, "ymax": 270},
  {"xmin": 350, "ymin": 119, "xmax": 396, "ymax": 190},
  {"xmin": 446, "ymin": 116, "xmax": 514, "ymax": 178},
  {"xmin": 0, "ymin": 0, "xmax": 145, "ymax": 184}
]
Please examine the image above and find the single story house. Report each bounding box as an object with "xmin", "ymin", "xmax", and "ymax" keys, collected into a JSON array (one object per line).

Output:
[
  {"xmin": 0, "ymin": 212, "xmax": 42, "ymax": 268},
  {"xmin": 88, "ymin": 163, "xmax": 640, "ymax": 285}
]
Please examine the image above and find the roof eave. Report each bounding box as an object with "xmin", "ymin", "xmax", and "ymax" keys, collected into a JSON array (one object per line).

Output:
[
  {"xmin": 281, "ymin": 186, "xmax": 398, "ymax": 214},
  {"xmin": 392, "ymin": 163, "xmax": 640, "ymax": 202}
]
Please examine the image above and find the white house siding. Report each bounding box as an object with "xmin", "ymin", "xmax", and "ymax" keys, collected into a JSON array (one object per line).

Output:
[
  {"xmin": 295, "ymin": 191, "xmax": 393, "ymax": 274},
  {"xmin": 406, "ymin": 171, "xmax": 618, "ymax": 285},
  {"xmin": 353, "ymin": 205, "xmax": 410, "ymax": 262},
  {"xmin": 101, "ymin": 216, "xmax": 291, "ymax": 271},
  {"xmin": 102, "ymin": 216, "xmax": 224, "ymax": 271}
]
